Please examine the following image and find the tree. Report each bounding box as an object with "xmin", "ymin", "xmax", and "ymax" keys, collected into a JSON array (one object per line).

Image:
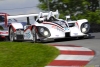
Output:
[
  {"xmin": 38, "ymin": 0, "xmax": 88, "ymax": 18},
  {"xmin": 87, "ymin": 0, "xmax": 99, "ymax": 12},
  {"xmin": 38, "ymin": 0, "xmax": 100, "ymax": 23}
]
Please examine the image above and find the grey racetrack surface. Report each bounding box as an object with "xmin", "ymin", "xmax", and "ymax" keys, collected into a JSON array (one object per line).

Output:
[{"xmin": 46, "ymin": 32, "xmax": 100, "ymax": 66}]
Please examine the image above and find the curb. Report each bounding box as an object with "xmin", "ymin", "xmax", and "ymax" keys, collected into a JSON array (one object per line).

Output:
[{"xmin": 45, "ymin": 44, "xmax": 95, "ymax": 67}]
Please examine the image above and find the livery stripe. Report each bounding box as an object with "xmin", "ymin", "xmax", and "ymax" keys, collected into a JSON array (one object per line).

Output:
[{"xmin": 43, "ymin": 22, "xmax": 65, "ymax": 31}]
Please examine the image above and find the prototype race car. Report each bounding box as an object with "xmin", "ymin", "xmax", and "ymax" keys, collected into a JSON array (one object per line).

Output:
[
  {"xmin": 7, "ymin": 10, "xmax": 69, "ymax": 42},
  {"xmin": 65, "ymin": 15, "xmax": 90, "ymax": 39}
]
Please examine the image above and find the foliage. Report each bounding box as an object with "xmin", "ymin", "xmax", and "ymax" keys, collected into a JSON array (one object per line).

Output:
[
  {"xmin": 0, "ymin": 42, "xmax": 59, "ymax": 67},
  {"xmin": 76, "ymin": 10, "xmax": 100, "ymax": 24},
  {"xmin": 38, "ymin": 0, "xmax": 89, "ymax": 17},
  {"xmin": 38, "ymin": 0, "xmax": 100, "ymax": 24}
]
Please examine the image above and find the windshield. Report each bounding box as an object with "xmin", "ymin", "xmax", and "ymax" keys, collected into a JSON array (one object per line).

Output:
[
  {"xmin": 0, "ymin": 15, "xmax": 17, "ymax": 23},
  {"xmin": 8, "ymin": 19, "xmax": 17, "ymax": 22}
]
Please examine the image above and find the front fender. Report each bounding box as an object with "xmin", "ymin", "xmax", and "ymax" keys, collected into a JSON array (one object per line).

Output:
[
  {"xmin": 10, "ymin": 23, "xmax": 23, "ymax": 29},
  {"xmin": 8, "ymin": 23, "xmax": 24, "ymax": 35},
  {"xmin": 77, "ymin": 19, "xmax": 88, "ymax": 26}
]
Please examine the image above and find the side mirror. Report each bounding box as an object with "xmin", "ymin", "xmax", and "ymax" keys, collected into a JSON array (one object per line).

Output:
[
  {"xmin": 66, "ymin": 16, "xmax": 70, "ymax": 19},
  {"xmin": 66, "ymin": 15, "xmax": 71, "ymax": 21}
]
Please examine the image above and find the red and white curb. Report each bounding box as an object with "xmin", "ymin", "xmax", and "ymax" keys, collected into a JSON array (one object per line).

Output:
[{"xmin": 45, "ymin": 45, "xmax": 95, "ymax": 67}]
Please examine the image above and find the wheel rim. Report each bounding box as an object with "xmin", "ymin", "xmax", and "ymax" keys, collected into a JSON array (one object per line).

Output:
[{"xmin": 10, "ymin": 28, "xmax": 14, "ymax": 41}]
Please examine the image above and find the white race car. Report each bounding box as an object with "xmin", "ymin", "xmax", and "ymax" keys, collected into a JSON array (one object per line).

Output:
[
  {"xmin": 0, "ymin": 13, "xmax": 20, "ymax": 40},
  {"xmin": 7, "ymin": 10, "xmax": 69, "ymax": 42},
  {"xmin": 65, "ymin": 15, "xmax": 90, "ymax": 39}
]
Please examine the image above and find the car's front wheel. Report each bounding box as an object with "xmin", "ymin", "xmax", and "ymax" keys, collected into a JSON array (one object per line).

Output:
[{"xmin": 9, "ymin": 27, "xmax": 15, "ymax": 42}]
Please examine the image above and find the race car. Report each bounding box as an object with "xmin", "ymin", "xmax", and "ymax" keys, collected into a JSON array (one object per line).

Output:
[
  {"xmin": 0, "ymin": 13, "xmax": 22, "ymax": 40},
  {"xmin": 65, "ymin": 15, "xmax": 90, "ymax": 39},
  {"xmin": 7, "ymin": 10, "xmax": 69, "ymax": 42}
]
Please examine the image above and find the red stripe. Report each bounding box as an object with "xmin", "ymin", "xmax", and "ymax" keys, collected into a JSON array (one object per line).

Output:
[
  {"xmin": 47, "ymin": 60, "xmax": 89, "ymax": 66},
  {"xmin": 24, "ymin": 26, "xmax": 32, "ymax": 32},
  {"xmin": 76, "ymin": 22, "xmax": 79, "ymax": 28},
  {"xmin": 60, "ymin": 50, "xmax": 95, "ymax": 55}
]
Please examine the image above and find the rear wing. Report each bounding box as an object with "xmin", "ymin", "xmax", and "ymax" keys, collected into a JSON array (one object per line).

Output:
[
  {"xmin": 7, "ymin": 13, "xmax": 38, "ymax": 19},
  {"xmin": 7, "ymin": 10, "xmax": 59, "ymax": 19},
  {"xmin": 7, "ymin": 10, "xmax": 59, "ymax": 25},
  {"xmin": 0, "ymin": 10, "xmax": 59, "ymax": 26}
]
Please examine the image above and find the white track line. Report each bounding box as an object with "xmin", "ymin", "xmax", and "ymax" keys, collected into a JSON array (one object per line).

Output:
[
  {"xmin": 55, "ymin": 55, "xmax": 94, "ymax": 61},
  {"xmin": 55, "ymin": 46, "xmax": 92, "ymax": 51}
]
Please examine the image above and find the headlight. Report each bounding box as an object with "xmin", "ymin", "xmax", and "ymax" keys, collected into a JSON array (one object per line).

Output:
[
  {"xmin": 82, "ymin": 28, "xmax": 86, "ymax": 32},
  {"xmin": 44, "ymin": 31, "xmax": 49, "ymax": 36},
  {"xmin": 81, "ymin": 22, "xmax": 90, "ymax": 34},
  {"xmin": 38, "ymin": 26, "xmax": 51, "ymax": 37}
]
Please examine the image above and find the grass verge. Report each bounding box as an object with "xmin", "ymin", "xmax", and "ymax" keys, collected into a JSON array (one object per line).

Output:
[{"xmin": 0, "ymin": 42, "xmax": 60, "ymax": 67}]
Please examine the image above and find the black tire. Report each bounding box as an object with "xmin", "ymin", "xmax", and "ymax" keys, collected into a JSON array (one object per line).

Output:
[
  {"xmin": 84, "ymin": 34, "xmax": 91, "ymax": 39},
  {"xmin": 9, "ymin": 28, "xmax": 15, "ymax": 42},
  {"xmin": 32, "ymin": 27, "xmax": 37, "ymax": 43}
]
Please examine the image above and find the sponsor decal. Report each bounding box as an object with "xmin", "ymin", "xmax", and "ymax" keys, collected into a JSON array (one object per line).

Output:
[
  {"xmin": 24, "ymin": 32, "xmax": 31, "ymax": 38},
  {"xmin": 52, "ymin": 25, "xmax": 64, "ymax": 32},
  {"xmin": 65, "ymin": 27, "xmax": 69, "ymax": 30}
]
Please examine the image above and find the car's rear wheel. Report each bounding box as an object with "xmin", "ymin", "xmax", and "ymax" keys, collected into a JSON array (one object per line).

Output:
[
  {"xmin": 32, "ymin": 27, "xmax": 37, "ymax": 43},
  {"xmin": 9, "ymin": 28, "xmax": 15, "ymax": 42}
]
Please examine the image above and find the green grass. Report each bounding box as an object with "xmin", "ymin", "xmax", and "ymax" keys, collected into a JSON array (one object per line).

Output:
[{"xmin": 0, "ymin": 42, "xmax": 60, "ymax": 67}]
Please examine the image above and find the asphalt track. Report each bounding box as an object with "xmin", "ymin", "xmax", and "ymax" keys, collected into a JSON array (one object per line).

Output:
[{"xmin": 46, "ymin": 32, "xmax": 100, "ymax": 66}]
